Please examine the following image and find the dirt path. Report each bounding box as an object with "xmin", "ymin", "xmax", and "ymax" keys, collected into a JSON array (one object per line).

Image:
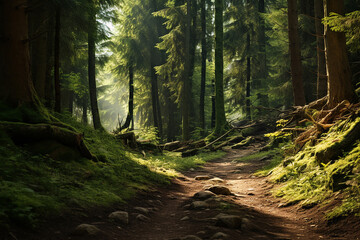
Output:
[
  {"xmin": 90, "ymin": 143, "xmax": 331, "ymax": 240},
  {"xmin": 15, "ymin": 143, "xmax": 356, "ymax": 240}
]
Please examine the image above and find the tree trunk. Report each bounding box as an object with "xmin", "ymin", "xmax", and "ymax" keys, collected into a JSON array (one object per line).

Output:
[
  {"xmin": 214, "ymin": 0, "xmax": 227, "ymax": 135},
  {"xmin": 45, "ymin": 15, "xmax": 55, "ymax": 109},
  {"xmin": 314, "ymin": 0, "xmax": 327, "ymax": 99},
  {"xmin": 28, "ymin": 0, "xmax": 48, "ymax": 100},
  {"xmin": 88, "ymin": 4, "xmax": 103, "ymax": 130},
  {"xmin": 258, "ymin": 0, "xmax": 267, "ymax": 90},
  {"xmin": 188, "ymin": 0, "xmax": 197, "ymax": 131},
  {"xmin": 324, "ymin": 0, "xmax": 356, "ymax": 108},
  {"xmin": 211, "ymin": 77, "xmax": 216, "ymax": 129},
  {"xmin": 82, "ymin": 96, "xmax": 88, "ymax": 124},
  {"xmin": 200, "ymin": 0, "xmax": 206, "ymax": 135},
  {"xmin": 54, "ymin": 6, "xmax": 61, "ymax": 113},
  {"xmin": 120, "ymin": 66, "xmax": 134, "ymax": 131},
  {"xmin": 150, "ymin": 61, "xmax": 160, "ymax": 135},
  {"xmin": 182, "ymin": 0, "xmax": 192, "ymax": 140},
  {"xmin": 246, "ymin": 31, "xmax": 251, "ymax": 120},
  {"xmin": 288, "ymin": 0, "xmax": 306, "ymax": 106},
  {"xmin": 0, "ymin": 0, "xmax": 35, "ymax": 106}
]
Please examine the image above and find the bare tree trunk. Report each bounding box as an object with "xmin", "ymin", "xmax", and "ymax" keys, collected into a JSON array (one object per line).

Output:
[
  {"xmin": 120, "ymin": 66, "xmax": 134, "ymax": 130},
  {"xmin": 0, "ymin": 0, "xmax": 35, "ymax": 105},
  {"xmin": 28, "ymin": 0, "xmax": 48, "ymax": 100},
  {"xmin": 54, "ymin": 6, "xmax": 61, "ymax": 113},
  {"xmin": 88, "ymin": 4, "xmax": 103, "ymax": 130},
  {"xmin": 82, "ymin": 96, "xmax": 88, "ymax": 124},
  {"xmin": 288, "ymin": 0, "xmax": 306, "ymax": 106},
  {"xmin": 314, "ymin": 0, "xmax": 327, "ymax": 99},
  {"xmin": 324, "ymin": 0, "xmax": 356, "ymax": 107},
  {"xmin": 200, "ymin": 0, "xmax": 206, "ymax": 135},
  {"xmin": 214, "ymin": 0, "xmax": 227, "ymax": 134},
  {"xmin": 182, "ymin": 0, "xmax": 192, "ymax": 140}
]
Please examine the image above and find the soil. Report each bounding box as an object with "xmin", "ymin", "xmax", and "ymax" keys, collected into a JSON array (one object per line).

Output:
[{"xmin": 3, "ymin": 141, "xmax": 360, "ymax": 240}]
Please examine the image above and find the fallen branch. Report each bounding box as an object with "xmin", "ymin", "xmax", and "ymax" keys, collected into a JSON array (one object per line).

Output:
[{"xmin": 201, "ymin": 128, "xmax": 235, "ymax": 150}]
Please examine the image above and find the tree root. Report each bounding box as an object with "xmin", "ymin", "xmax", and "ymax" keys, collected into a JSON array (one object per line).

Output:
[{"xmin": 0, "ymin": 122, "xmax": 95, "ymax": 160}]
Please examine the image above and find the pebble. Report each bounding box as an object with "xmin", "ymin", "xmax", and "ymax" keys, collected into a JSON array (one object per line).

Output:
[
  {"xmin": 108, "ymin": 211, "xmax": 129, "ymax": 224},
  {"xmin": 209, "ymin": 177, "xmax": 224, "ymax": 183},
  {"xmin": 195, "ymin": 175, "xmax": 211, "ymax": 180},
  {"xmin": 181, "ymin": 216, "xmax": 190, "ymax": 221},
  {"xmin": 136, "ymin": 214, "xmax": 150, "ymax": 221},
  {"xmin": 193, "ymin": 191, "xmax": 216, "ymax": 200},
  {"xmin": 211, "ymin": 232, "xmax": 229, "ymax": 239},
  {"xmin": 207, "ymin": 186, "xmax": 232, "ymax": 195},
  {"xmin": 215, "ymin": 213, "xmax": 242, "ymax": 229},
  {"xmin": 134, "ymin": 207, "xmax": 149, "ymax": 215},
  {"xmin": 181, "ymin": 235, "xmax": 202, "ymax": 240},
  {"xmin": 73, "ymin": 224, "xmax": 101, "ymax": 236},
  {"xmin": 190, "ymin": 201, "xmax": 210, "ymax": 209}
]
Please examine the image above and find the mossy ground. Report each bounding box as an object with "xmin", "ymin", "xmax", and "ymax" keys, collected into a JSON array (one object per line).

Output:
[
  {"xmin": 0, "ymin": 113, "xmax": 224, "ymax": 229},
  {"xmin": 265, "ymin": 118, "xmax": 360, "ymax": 219}
]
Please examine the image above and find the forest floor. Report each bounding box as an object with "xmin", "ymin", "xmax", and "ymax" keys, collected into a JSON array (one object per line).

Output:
[{"xmin": 12, "ymin": 141, "xmax": 359, "ymax": 240}]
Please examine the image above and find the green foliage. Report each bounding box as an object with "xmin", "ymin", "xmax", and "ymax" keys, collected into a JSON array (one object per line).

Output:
[
  {"xmin": 323, "ymin": 11, "xmax": 360, "ymax": 53},
  {"xmin": 267, "ymin": 118, "xmax": 360, "ymax": 215}
]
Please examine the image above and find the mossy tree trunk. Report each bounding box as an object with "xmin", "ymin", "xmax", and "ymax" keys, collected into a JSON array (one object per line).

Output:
[
  {"xmin": 324, "ymin": 0, "xmax": 356, "ymax": 108},
  {"xmin": 214, "ymin": 0, "xmax": 227, "ymax": 135},
  {"xmin": 287, "ymin": 0, "xmax": 306, "ymax": 106},
  {"xmin": 120, "ymin": 66, "xmax": 134, "ymax": 131}
]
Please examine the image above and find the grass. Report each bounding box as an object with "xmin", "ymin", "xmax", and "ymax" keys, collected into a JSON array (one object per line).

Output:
[
  {"xmin": 0, "ymin": 113, "xmax": 226, "ymax": 229},
  {"xmin": 233, "ymin": 148, "xmax": 283, "ymax": 177},
  {"xmin": 266, "ymin": 118, "xmax": 360, "ymax": 217}
]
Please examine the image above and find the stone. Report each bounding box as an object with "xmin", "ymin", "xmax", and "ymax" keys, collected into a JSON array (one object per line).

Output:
[
  {"xmin": 181, "ymin": 216, "xmax": 190, "ymax": 221},
  {"xmin": 134, "ymin": 207, "xmax": 149, "ymax": 215},
  {"xmin": 136, "ymin": 214, "xmax": 150, "ymax": 221},
  {"xmin": 207, "ymin": 186, "xmax": 232, "ymax": 195},
  {"xmin": 195, "ymin": 175, "xmax": 211, "ymax": 180},
  {"xmin": 211, "ymin": 232, "xmax": 229, "ymax": 239},
  {"xmin": 190, "ymin": 201, "xmax": 209, "ymax": 209},
  {"xmin": 209, "ymin": 177, "xmax": 224, "ymax": 183},
  {"xmin": 181, "ymin": 235, "xmax": 202, "ymax": 240},
  {"xmin": 193, "ymin": 191, "xmax": 216, "ymax": 200},
  {"xmin": 108, "ymin": 211, "xmax": 129, "ymax": 224},
  {"xmin": 73, "ymin": 224, "xmax": 101, "ymax": 236},
  {"xmin": 215, "ymin": 213, "xmax": 242, "ymax": 229},
  {"xmin": 155, "ymin": 200, "xmax": 163, "ymax": 206}
]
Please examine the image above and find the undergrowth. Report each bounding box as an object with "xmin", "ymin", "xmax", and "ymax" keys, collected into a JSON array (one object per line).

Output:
[
  {"xmin": 267, "ymin": 117, "xmax": 360, "ymax": 219},
  {"xmin": 0, "ymin": 113, "xmax": 223, "ymax": 229}
]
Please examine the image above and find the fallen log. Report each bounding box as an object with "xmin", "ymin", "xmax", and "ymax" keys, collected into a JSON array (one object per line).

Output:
[
  {"xmin": 115, "ymin": 132, "xmax": 137, "ymax": 148},
  {"xmin": 315, "ymin": 117, "xmax": 360, "ymax": 164},
  {"xmin": 162, "ymin": 141, "xmax": 181, "ymax": 151},
  {"xmin": 0, "ymin": 121, "xmax": 95, "ymax": 160}
]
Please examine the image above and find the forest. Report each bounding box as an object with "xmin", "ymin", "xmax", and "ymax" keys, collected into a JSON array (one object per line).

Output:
[{"xmin": 1, "ymin": 0, "xmax": 360, "ymax": 239}]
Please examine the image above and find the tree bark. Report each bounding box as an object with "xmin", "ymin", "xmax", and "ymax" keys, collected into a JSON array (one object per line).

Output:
[
  {"xmin": 288, "ymin": 0, "xmax": 306, "ymax": 106},
  {"xmin": 324, "ymin": 0, "xmax": 356, "ymax": 108},
  {"xmin": 214, "ymin": 0, "xmax": 227, "ymax": 135},
  {"xmin": 314, "ymin": 0, "xmax": 327, "ymax": 99},
  {"xmin": 120, "ymin": 66, "xmax": 134, "ymax": 131},
  {"xmin": 54, "ymin": 6, "xmax": 61, "ymax": 113},
  {"xmin": 200, "ymin": 0, "xmax": 206, "ymax": 135},
  {"xmin": 182, "ymin": 0, "xmax": 192, "ymax": 140},
  {"xmin": 150, "ymin": 61, "xmax": 161, "ymax": 135},
  {"xmin": 88, "ymin": 4, "xmax": 103, "ymax": 130},
  {"xmin": 0, "ymin": 0, "xmax": 35, "ymax": 106},
  {"xmin": 246, "ymin": 30, "xmax": 251, "ymax": 120},
  {"xmin": 28, "ymin": 0, "xmax": 48, "ymax": 100},
  {"xmin": 257, "ymin": 0, "xmax": 267, "ymax": 90},
  {"xmin": 82, "ymin": 96, "xmax": 88, "ymax": 124}
]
